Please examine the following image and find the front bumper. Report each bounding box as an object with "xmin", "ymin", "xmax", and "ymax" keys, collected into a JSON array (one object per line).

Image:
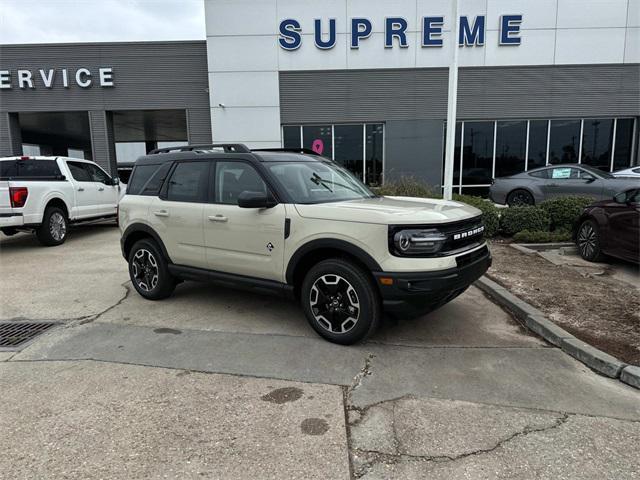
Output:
[{"xmin": 373, "ymin": 245, "xmax": 492, "ymax": 317}]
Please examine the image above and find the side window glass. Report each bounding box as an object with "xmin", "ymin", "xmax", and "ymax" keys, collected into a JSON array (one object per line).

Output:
[
  {"xmin": 215, "ymin": 162, "xmax": 267, "ymax": 205},
  {"xmin": 529, "ymin": 169, "xmax": 548, "ymax": 179},
  {"xmin": 166, "ymin": 162, "xmax": 208, "ymax": 203},
  {"xmin": 67, "ymin": 161, "xmax": 92, "ymax": 182},
  {"xmin": 86, "ymin": 164, "xmax": 110, "ymax": 183},
  {"xmin": 550, "ymin": 167, "xmax": 572, "ymax": 180},
  {"xmin": 577, "ymin": 169, "xmax": 595, "ymax": 180}
]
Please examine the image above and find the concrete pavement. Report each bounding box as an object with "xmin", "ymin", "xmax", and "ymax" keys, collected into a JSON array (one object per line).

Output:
[{"xmin": 1, "ymin": 225, "xmax": 639, "ymax": 479}]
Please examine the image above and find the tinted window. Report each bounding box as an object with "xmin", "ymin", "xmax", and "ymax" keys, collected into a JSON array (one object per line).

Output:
[
  {"xmin": 67, "ymin": 162, "xmax": 92, "ymax": 182},
  {"xmin": 581, "ymin": 118, "xmax": 614, "ymax": 171},
  {"xmin": 0, "ymin": 160, "xmax": 62, "ymax": 178},
  {"xmin": 84, "ymin": 163, "xmax": 111, "ymax": 183},
  {"xmin": 334, "ymin": 125, "xmax": 363, "ymax": 180},
  {"xmin": 282, "ymin": 126, "xmax": 301, "ymax": 148},
  {"xmin": 127, "ymin": 164, "xmax": 159, "ymax": 194},
  {"xmin": 303, "ymin": 125, "xmax": 332, "ymax": 158},
  {"xmin": 140, "ymin": 163, "xmax": 172, "ymax": 196},
  {"xmin": 462, "ymin": 121, "xmax": 494, "ymax": 185},
  {"xmin": 166, "ymin": 162, "xmax": 208, "ymax": 203},
  {"xmin": 548, "ymin": 120, "xmax": 580, "ymax": 164},
  {"xmin": 528, "ymin": 120, "xmax": 548, "ymax": 170},
  {"xmin": 613, "ymin": 119, "xmax": 635, "ymax": 171},
  {"xmin": 215, "ymin": 162, "xmax": 267, "ymax": 204},
  {"xmin": 495, "ymin": 121, "xmax": 526, "ymax": 178},
  {"xmin": 529, "ymin": 169, "xmax": 549, "ymax": 179}
]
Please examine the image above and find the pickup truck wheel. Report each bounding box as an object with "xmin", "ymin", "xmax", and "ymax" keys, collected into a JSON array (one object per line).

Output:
[
  {"xmin": 36, "ymin": 207, "xmax": 67, "ymax": 246},
  {"xmin": 128, "ymin": 239, "xmax": 176, "ymax": 300},
  {"xmin": 301, "ymin": 258, "xmax": 381, "ymax": 345}
]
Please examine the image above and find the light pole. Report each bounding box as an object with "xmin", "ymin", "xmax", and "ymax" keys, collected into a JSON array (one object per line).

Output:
[{"xmin": 443, "ymin": 0, "xmax": 459, "ymax": 200}]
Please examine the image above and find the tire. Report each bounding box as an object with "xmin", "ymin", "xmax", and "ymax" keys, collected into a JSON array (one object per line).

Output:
[
  {"xmin": 128, "ymin": 238, "xmax": 176, "ymax": 300},
  {"xmin": 506, "ymin": 189, "xmax": 535, "ymax": 207},
  {"xmin": 1, "ymin": 227, "xmax": 18, "ymax": 236},
  {"xmin": 576, "ymin": 219, "xmax": 604, "ymax": 262},
  {"xmin": 300, "ymin": 258, "xmax": 381, "ymax": 345},
  {"xmin": 36, "ymin": 207, "xmax": 68, "ymax": 246}
]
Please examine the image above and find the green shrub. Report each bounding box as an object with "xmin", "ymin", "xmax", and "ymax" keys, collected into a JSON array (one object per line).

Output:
[
  {"xmin": 375, "ymin": 177, "xmax": 440, "ymax": 198},
  {"xmin": 539, "ymin": 196, "xmax": 593, "ymax": 232},
  {"xmin": 513, "ymin": 229, "xmax": 572, "ymax": 243},
  {"xmin": 452, "ymin": 194, "xmax": 500, "ymax": 238},
  {"xmin": 500, "ymin": 206, "xmax": 550, "ymax": 236}
]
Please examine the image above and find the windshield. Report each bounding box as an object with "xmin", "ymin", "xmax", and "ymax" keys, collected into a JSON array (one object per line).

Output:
[
  {"xmin": 266, "ymin": 161, "xmax": 376, "ymax": 204},
  {"xmin": 580, "ymin": 165, "xmax": 613, "ymax": 179}
]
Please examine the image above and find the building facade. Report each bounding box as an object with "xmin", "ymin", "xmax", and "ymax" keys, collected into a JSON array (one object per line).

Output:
[
  {"xmin": 1, "ymin": 0, "xmax": 639, "ymax": 195},
  {"xmin": 205, "ymin": 0, "xmax": 640, "ymax": 194},
  {"xmin": 0, "ymin": 41, "xmax": 211, "ymax": 174}
]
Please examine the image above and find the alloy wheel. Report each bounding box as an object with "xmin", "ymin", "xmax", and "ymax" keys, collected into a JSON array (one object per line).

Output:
[
  {"xmin": 49, "ymin": 212, "xmax": 67, "ymax": 241},
  {"xmin": 309, "ymin": 274, "xmax": 360, "ymax": 334},
  {"xmin": 577, "ymin": 223, "xmax": 597, "ymax": 258},
  {"xmin": 131, "ymin": 248, "xmax": 159, "ymax": 292},
  {"xmin": 510, "ymin": 191, "xmax": 533, "ymax": 206}
]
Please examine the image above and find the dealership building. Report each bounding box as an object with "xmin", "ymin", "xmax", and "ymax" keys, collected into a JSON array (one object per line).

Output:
[{"xmin": 1, "ymin": 0, "xmax": 639, "ymax": 195}]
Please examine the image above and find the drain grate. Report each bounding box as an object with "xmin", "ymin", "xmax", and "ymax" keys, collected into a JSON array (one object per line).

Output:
[{"xmin": 0, "ymin": 322, "xmax": 57, "ymax": 350}]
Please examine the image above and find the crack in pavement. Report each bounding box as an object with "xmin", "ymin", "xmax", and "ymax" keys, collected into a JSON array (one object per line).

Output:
[
  {"xmin": 351, "ymin": 413, "xmax": 571, "ymax": 478},
  {"xmin": 346, "ymin": 352, "xmax": 374, "ymax": 399}
]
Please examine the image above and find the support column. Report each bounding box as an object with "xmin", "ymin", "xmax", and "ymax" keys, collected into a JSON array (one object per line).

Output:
[
  {"xmin": 88, "ymin": 110, "xmax": 117, "ymax": 174},
  {"xmin": 0, "ymin": 112, "xmax": 23, "ymax": 156}
]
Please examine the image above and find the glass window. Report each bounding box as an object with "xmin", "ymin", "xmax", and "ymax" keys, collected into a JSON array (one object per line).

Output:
[
  {"xmin": 67, "ymin": 148, "xmax": 85, "ymax": 159},
  {"xmin": 581, "ymin": 118, "xmax": 614, "ymax": 171},
  {"xmin": 66, "ymin": 161, "xmax": 92, "ymax": 182},
  {"xmin": 613, "ymin": 119, "xmax": 635, "ymax": 171},
  {"xmin": 303, "ymin": 125, "xmax": 332, "ymax": 158},
  {"xmin": 214, "ymin": 161, "xmax": 267, "ymax": 205},
  {"xmin": 527, "ymin": 120, "xmax": 548, "ymax": 170},
  {"xmin": 334, "ymin": 125, "xmax": 364, "ymax": 180},
  {"xmin": 0, "ymin": 160, "xmax": 62, "ymax": 178},
  {"xmin": 266, "ymin": 160, "xmax": 374, "ymax": 204},
  {"xmin": 22, "ymin": 144, "xmax": 41, "ymax": 156},
  {"xmin": 366, "ymin": 124, "xmax": 384, "ymax": 186},
  {"xmin": 529, "ymin": 169, "xmax": 549, "ymax": 179},
  {"xmin": 548, "ymin": 120, "xmax": 580, "ymax": 164},
  {"xmin": 166, "ymin": 161, "xmax": 208, "ymax": 203},
  {"xmin": 283, "ymin": 126, "xmax": 301, "ymax": 149},
  {"xmin": 116, "ymin": 142, "xmax": 147, "ymax": 163},
  {"xmin": 462, "ymin": 121, "xmax": 494, "ymax": 185},
  {"xmin": 460, "ymin": 186, "xmax": 490, "ymax": 198},
  {"xmin": 495, "ymin": 121, "xmax": 526, "ymax": 178},
  {"xmin": 550, "ymin": 167, "xmax": 582, "ymax": 179},
  {"xmin": 84, "ymin": 163, "xmax": 111, "ymax": 183}
]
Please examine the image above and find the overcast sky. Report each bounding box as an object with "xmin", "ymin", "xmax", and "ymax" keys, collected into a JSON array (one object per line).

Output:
[{"xmin": 0, "ymin": 0, "xmax": 205, "ymax": 44}]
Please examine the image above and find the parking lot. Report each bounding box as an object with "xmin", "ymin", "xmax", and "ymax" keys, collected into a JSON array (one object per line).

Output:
[{"xmin": 1, "ymin": 224, "xmax": 639, "ymax": 479}]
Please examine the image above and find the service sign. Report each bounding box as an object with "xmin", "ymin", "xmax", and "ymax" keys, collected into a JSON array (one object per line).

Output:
[
  {"xmin": 278, "ymin": 15, "xmax": 523, "ymax": 50},
  {"xmin": 0, "ymin": 67, "xmax": 114, "ymax": 89}
]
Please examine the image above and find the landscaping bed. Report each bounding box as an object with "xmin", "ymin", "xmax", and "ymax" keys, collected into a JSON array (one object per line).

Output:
[{"xmin": 487, "ymin": 241, "xmax": 640, "ymax": 366}]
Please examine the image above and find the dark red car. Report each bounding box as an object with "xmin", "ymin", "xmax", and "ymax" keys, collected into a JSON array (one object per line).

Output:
[{"xmin": 575, "ymin": 188, "xmax": 639, "ymax": 264}]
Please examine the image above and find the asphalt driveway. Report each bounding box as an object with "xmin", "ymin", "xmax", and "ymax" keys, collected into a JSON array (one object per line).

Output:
[{"xmin": 1, "ymin": 225, "xmax": 639, "ymax": 479}]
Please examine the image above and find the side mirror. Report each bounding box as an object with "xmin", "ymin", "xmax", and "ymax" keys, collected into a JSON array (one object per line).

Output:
[
  {"xmin": 237, "ymin": 191, "xmax": 276, "ymax": 209},
  {"xmin": 110, "ymin": 177, "xmax": 120, "ymax": 186},
  {"xmin": 584, "ymin": 176, "xmax": 596, "ymax": 183}
]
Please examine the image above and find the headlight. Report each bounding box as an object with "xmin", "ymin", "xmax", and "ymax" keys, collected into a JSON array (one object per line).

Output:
[{"xmin": 392, "ymin": 229, "xmax": 447, "ymax": 256}]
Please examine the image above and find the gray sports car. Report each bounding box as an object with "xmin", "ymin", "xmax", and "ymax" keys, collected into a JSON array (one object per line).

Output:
[{"xmin": 489, "ymin": 164, "xmax": 640, "ymax": 206}]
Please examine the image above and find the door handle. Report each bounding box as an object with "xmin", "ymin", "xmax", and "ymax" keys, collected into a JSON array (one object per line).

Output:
[
  {"xmin": 98, "ymin": 187, "xmax": 105, "ymax": 191},
  {"xmin": 77, "ymin": 187, "xmax": 84, "ymax": 192},
  {"xmin": 208, "ymin": 215, "xmax": 228, "ymax": 223},
  {"xmin": 153, "ymin": 210, "xmax": 169, "ymax": 217}
]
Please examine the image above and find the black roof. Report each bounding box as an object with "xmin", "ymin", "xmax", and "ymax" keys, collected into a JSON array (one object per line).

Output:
[{"xmin": 134, "ymin": 144, "xmax": 326, "ymax": 166}]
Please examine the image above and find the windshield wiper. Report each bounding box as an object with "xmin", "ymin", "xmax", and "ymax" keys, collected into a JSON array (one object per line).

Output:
[{"xmin": 310, "ymin": 173, "xmax": 366, "ymax": 196}]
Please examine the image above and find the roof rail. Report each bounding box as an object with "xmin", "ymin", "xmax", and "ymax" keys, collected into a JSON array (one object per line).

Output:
[
  {"xmin": 149, "ymin": 143, "xmax": 251, "ymax": 154},
  {"xmin": 252, "ymin": 148, "xmax": 320, "ymax": 155}
]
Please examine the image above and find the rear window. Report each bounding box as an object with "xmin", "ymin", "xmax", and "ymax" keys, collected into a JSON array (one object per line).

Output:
[
  {"xmin": 127, "ymin": 163, "xmax": 171, "ymax": 196},
  {"xmin": 0, "ymin": 159, "xmax": 63, "ymax": 179}
]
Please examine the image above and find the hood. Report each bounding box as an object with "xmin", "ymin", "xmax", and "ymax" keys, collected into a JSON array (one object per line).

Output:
[{"xmin": 294, "ymin": 196, "xmax": 481, "ymax": 225}]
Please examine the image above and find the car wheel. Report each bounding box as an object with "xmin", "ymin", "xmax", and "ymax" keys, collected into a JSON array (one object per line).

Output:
[
  {"xmin": 576, "ymin": 219, "xmax": 604, "ymax": 262},
  {"xmin": 36, "ymin": 207, "xmax": 68, "ymax": 246},
  {"xmin": 507, "ymin": 189, "xmax": 535, "ymax": 207},
  {"xmin": 301, "ymin": 258, "xmax": 381, "ymax": 345},
  {"xmin": 128, "ymin": 238, "xmax": 176, "ymax": 300}
]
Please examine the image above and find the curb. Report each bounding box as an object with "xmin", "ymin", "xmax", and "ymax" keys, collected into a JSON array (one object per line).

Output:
[{"xmin": 475, "ymin": 276, "xmax": 638, "ymax": 389}]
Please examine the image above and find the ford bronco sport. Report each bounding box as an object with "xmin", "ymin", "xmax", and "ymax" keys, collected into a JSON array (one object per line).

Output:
[{"xmin": 119, "ymin": 144, "xmax": 491, "ymax": 344}]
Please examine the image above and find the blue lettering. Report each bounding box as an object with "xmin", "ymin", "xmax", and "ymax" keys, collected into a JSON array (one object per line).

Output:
[
  {"xmin": 422, "ymin": 16, "xmax": 444, "ymax": 47},
  {"xmin": 314, "ymin": 18, "xmax": 336, "ymax": 49},
  {"xmin": 500, "ymin": 15, "xmax": 522, "ymax": 45},
  {"xmin": 351, "ymin": 18, "xmax": 372, "ymax": 49},
  {"xmin": 279, "ymin": 18, "xmax": 302, "ymax": 50},
  {"xmin": 385, "ymin": 17, "xmax": 408, "ymax": 48},
  {"xmin": 459, "ymin": 15, "xmax": 485, "ymax": 46}
]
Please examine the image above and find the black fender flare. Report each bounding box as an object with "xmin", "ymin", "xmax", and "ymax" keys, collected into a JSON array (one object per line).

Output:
[
  {"xmin": 121, "ymin": 223, "xmax": 172, "ymax": 263},
  {"xmin": 285, "ymin": 238, "xmax": 382, "ymax": 285}
]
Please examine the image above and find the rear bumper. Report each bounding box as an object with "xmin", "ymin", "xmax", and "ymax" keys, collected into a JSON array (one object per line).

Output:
[
  {"xmin": 373, "ymin": 245, "xmax": 492, "ymax": 317},
  {"xmin": 0, "ymin": 213, "xmax": 24, "ymax": 228}
]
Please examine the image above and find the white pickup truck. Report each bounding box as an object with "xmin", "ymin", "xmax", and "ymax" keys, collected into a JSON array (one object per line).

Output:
[{"xmin": 0, "ymin": 156, "xmax": 121, "ymax": 246}]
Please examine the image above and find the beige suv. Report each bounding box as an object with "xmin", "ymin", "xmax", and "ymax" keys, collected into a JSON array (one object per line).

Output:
[{"xmin": 119, "ymin": 144, "xmax": 491, "ymax": 344}]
